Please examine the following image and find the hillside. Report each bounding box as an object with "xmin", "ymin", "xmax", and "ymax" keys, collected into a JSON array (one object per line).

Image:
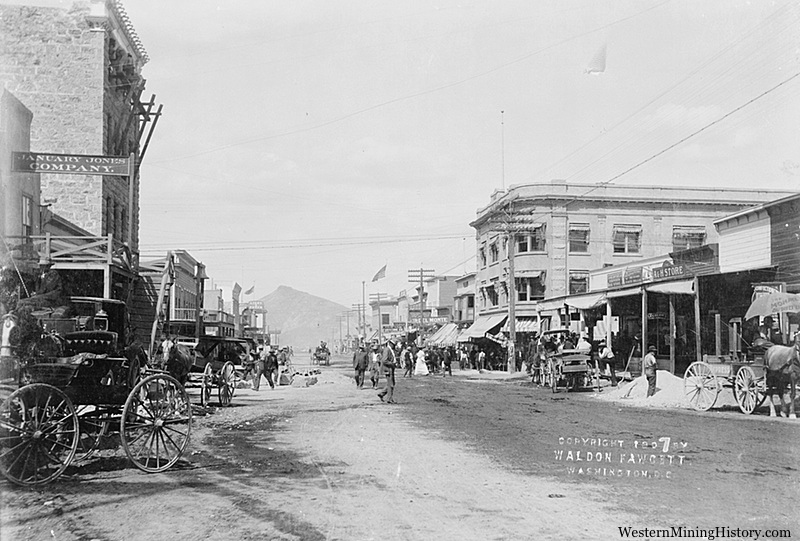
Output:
[{"xmin": 258, "ymin": 286, "xmax": 350, "ymax": 352}]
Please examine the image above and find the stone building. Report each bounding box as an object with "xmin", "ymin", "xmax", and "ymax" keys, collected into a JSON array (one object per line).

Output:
[
  {"xmin": 0, "ymin": 89, "xmax": 39, "ymax": 260},
  {"xmin": 0, "ymin": 0, "xmax": 155, "ymax": 251},
  {"xmin": 470, "ymin": 180, "xmax": 795, "ymax": 328}
]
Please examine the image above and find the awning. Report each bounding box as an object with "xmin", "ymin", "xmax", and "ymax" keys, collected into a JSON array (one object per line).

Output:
[
  {"xmin": 535, "ymin": 298, "xmax": 566, "ymax": 312},
  {"xmin": 501, "ymin": 317, "xmax": 540, "ymax": 333},
  {"xmin": 607, "ymin": 285, "xmax": 643, "ymax": 299},
  {"xmin": 646, "ymin": 279, "xmax": 695, "ymax": 295},
  {"xmin": 515, "ymin": 269, "xmax": 543, "ymax": 278},
  {"xmin": 461, "ymin": 314, "xmax": 508, "ymax": 340},
  {"xmin": 565, "ymin": 292, "xmax": 607, "ymax": 310},
  {"xmin": 426, "ymin": 323, "xmax": 459, "ymax": 346}
]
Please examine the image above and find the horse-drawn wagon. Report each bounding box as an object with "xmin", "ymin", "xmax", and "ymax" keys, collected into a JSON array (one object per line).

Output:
[
  {"xmin": 175, "ymin": 336, "xmax": 252, "ymax": 407},
  {"xmin": 684, "ymin": 291, "xmax": 800, "ymax": 416},
  {"xmin": 539, "ymin": 329, "xmax": 593, "ymax": 392},
  {"xmin": 0, "ymin": 297, "xmax": 191, "ymax": 486},
  {"xmin": 312, "ymin": 343, "xmax": 330, "ymax": 366}
]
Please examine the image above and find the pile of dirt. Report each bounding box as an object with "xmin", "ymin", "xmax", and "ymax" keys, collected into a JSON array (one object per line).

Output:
[{"xmin": 594, "ymin": 370, "xmax": 689, "ymax": 409}]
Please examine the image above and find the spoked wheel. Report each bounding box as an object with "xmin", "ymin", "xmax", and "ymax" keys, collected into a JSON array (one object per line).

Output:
[
  {"xmin": 121, "ymin": 374, "xmax": 192, "ymax": 473},
  {"xmin": 217, "ymin": 362, "xmax": 235, "ymax": 406},
  {"xmin": 74, "ymin": 405, "xmax": 111, "ymax": 462},
  {"xmin": 200, "ymin": 363, "xmax": 213, "ymax": 408},
  {"xmin": 733, "ymin": 366, "xmax": 766, "ymax": 415},
  {"xmin": 683, "ymin": 362, "xmax": 720, "ymax": 411},
  {"xmin": 0, "ymin": 384, "xmax": 79, "ymax": 486}
]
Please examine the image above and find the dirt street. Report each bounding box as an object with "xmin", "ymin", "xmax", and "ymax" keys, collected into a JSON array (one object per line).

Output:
[{"xmin": 1, "ymin": 355, "xmax": 799, "ymax": 541}]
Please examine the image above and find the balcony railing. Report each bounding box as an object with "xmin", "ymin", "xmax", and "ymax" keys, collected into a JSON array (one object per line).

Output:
[
  {"xmin": 172, "ymin": 308, "xmax": 197, "ymax": 321},
  {"xmin": 204, "ymin": 310, "xmax": 235, "ymax": 325},
  {"xmin": 4, "ymin": 234, "xmax": 136, "ymax": 272}
]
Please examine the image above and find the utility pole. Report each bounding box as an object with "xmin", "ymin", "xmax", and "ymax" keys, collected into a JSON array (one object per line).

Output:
[
  {"xmin": 407, "ymin": 267, "xmax": 435, "ymax": 334},
  {"xmin": 352, "ymin": 303, "xmax": 366, "ymax": 342},
  {"xmin": 486, "ymin": 196, "xmax": 542, "ymax": 373},
  {"xmin": 369, "ymin": 292, "xmax": 386, "ymax": 344}
]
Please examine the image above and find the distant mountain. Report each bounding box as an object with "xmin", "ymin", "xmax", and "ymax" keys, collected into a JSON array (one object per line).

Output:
[{"xmin": 257, "ymin": 286, "xmax": 349, "ymax": 352}]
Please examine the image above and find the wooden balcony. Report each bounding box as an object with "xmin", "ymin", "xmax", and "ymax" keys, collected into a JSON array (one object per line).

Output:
[{"xmin": 13, "ymin": 233, "xmax": 138, "ymax": 273}]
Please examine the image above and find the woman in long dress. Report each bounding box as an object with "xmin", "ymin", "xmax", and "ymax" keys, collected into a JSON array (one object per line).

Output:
[{"xmin": 414, "ymin": 348, "xmax": 429, "ymax": 376}]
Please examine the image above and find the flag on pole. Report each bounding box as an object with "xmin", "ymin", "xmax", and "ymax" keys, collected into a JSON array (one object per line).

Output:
[
  {"xmin": 244, "ymin": 285, "xmax": 255, "ymax": 295},
  {"xmin": 371, "ymin": 264, "xmax": 387, "ymax": 282}
]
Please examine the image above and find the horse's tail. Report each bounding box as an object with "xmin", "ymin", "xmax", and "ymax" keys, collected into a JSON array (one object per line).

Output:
[{"xmin": 166, "ymin": 344, "xmax": 193, "ymax": 386}]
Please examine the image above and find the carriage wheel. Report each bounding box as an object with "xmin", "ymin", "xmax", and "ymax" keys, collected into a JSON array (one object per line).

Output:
[
  {"xmin": 200, "ymin": 363, "xmax": 213, "ymax": 408},
  {"xmin": 683, "ymin": 362, "xmax": 720, "ymax": 411},
  {"xmin": 217, "ymin": 362, "xmax": 235, "ymax": 407},
  {"xmin": 74, "ymin": 405, "xmax": 111, "ymax": 462},
  {"xmin": 121, "ymin": 374, "xmax": 192, "ymax": 473},
  {"xmin": 0, "ymin": 384, "xmax": 79, "ymax": 486},
  {"xmin": 733, "ymin": 366, "xmax": 766, "ymax": 415}
]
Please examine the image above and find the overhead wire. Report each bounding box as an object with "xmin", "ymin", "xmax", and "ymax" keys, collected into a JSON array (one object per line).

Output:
[{"xmin": 147, "ymin": 0, "xmax": 671, "ymax": 165}]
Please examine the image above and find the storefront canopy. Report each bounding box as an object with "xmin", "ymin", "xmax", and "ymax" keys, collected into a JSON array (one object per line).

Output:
[
  {"xmin": 564, "ymin": 292, "xmax": 607, "ymax": 310},
  {"xmin": 460, "ymin": 314, "xmax": 508, "ymax": 341},
  {"xmin": 501, "ymin": 317, "xmax": 540, "ymax": 334},
  {"xmin": 645, "ymin": 279, "xmax": 695, "ymax": 295},
  {"xmin": 426, "ymin": 323, "xmax": 459, "ymax": 346}
]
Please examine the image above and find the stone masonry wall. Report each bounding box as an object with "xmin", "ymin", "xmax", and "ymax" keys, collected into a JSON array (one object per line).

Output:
[{"xmin": 0, "ymin": 2, "xmax": 140, "ymax": 246}]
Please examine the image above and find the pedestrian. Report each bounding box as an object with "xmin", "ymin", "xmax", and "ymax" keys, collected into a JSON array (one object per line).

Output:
[
  {"xmin": 414, "ymin": 347, "xmax": 429, "ymax": 376},
  {"xmin": 264, "ymin": 346, "xmax": 279, "ymax": 389},
  {"xmin": 643, "ymin": 345, "xmax": 658, "ymax": 397},
  {"xmin": 377, "ymin": 339, "xmax": 397, "ymax": 403},
  {"xmin": 477, "ymin": 349, "xmax": 486, "ymax": 372},
  {"xmin": 369, "ymin": 344, "xmax": 381, "ymax": 388},
  {"xmin": 599, "ymin": 342, "xmax": 618, "ymax": 387},
  {"xmin": 402, "ymin": 345, "xmax": 414, "ymax": 378},
  {"xmin": 252, "ymin": 345, "xmax": 266, "ymax": 390},
  {"xmin": 442, "ymin": 347, "xmax": 452, "ymax": 377},
  {"xmin": 353, "ymin": 344, "xmax": 369, "ymax": 389}
]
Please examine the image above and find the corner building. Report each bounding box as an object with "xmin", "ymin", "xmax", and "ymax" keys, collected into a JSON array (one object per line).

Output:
[
  {"xmin": 470, "ymin": 181, "xmax": 795, "ymax": 325},
  {"xmin": 0, "ymin": 0, "xmax": 151, "ymax": 251}
]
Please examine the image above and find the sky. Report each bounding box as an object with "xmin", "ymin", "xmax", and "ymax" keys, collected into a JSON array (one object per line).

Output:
[{"xmin": 122, "ymin": 0, "xmax": 800, "ymax": 308}]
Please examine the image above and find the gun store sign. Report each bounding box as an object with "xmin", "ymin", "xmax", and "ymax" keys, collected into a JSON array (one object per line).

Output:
[{"xmin": 12, "ymin": 152, "xmax": 132, "ymax": 176}]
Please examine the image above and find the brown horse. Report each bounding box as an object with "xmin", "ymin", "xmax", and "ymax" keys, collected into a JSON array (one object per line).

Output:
[
  {"xmin": 764, "ymin": 335, "xmax": 800, "ymax": 419},
  {"xmin": 166, "ymin": 343, "xmax": 194, "ymax": 386}
]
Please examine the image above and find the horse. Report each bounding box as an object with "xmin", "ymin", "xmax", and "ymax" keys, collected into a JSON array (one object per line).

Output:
[
  {"xmin": 764, "ymin": 335, "xmax": 800, "ymax": 419},
  {"xmin": 166, "ymin": 343, "xmax": 194, "ymax": 386}
]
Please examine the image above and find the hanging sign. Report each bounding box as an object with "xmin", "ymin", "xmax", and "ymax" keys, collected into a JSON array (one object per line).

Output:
[{"xmin": 12, "ymin": 152, "xmax": 132, "ymax": 176}]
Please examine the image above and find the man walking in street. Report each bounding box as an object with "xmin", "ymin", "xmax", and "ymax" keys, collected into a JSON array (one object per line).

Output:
[
  {"xmin": 252, "ymin": 345, "xmax": 266, "ymax": 390},
  {"xmin": 442, "ymin": 347, "xmax": 452, "ymax": 377},
  {"xmin": 377, "ymin": 339, "xmax": 397, "ymax": 403},
  {"xmin": 264, "ymin": 346, "xmax": 279, "ymax": 389},
  {"xmin": 353, "ymin": 344, "xmax": 369, "ymax": 389},
  {"xmin": 369, "ymin": 343, "xmax": 381, "ymax": 388},
  {"xmin": 643, "ymin": 345, "xmax": 658, "ymax": 397}
]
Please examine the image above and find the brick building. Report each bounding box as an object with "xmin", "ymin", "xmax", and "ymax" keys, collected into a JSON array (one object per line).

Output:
[{"xmin": 0, "ymin": 0, "xmax": 155, "ymax": 251}]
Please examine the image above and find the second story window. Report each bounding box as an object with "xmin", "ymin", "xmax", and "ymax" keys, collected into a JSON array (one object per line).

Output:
[
  {"xmin": 490, "ymin": 242, "xmax": 499, "ymax": 263},
  {"xmin": 569, "ymin": 223, "xmax": 590, "ymax": 253},
  {"xmin": 516, "ymin": 234, "xmax": 529, "ymax": 253},
  {"xmin": 569, "ymin": 270, "xmax": 589, "ymax": 294},
  {"xmin": 479, "ymin": 246, "xmax": 487, "ymax": 267},
  {"xmin": 673, "ymin": 226, "xmax": 705, "ymax": 251},
  {"xmin": 613, "ymin": 224, "xmax": 641, "ymax": 254}
]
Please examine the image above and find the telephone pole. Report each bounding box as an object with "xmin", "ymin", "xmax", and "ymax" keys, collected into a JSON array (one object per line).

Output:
[
  {"xmin": 407, "ymin": 267, "xmax": 435, "ymax": 332},
  {"xmin": 352, "ymin": 303, "xmax": 366, "ymax": 342},
  {"xmin": 369, "ymin": 292, "xmax": 387, "ymax": 344}
]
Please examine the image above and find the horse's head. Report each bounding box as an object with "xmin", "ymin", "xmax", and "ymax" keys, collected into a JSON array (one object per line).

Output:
[{"xmin": 1, "ymin": 313, "xmax": 19, "ymax": 357}]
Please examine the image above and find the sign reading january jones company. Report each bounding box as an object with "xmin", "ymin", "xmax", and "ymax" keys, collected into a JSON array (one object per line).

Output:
[{"xmin": 12, "ymin": 152, "xmax": 132, "ymax": 176}]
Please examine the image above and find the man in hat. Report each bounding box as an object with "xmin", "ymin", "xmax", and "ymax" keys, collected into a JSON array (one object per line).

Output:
[
  {"xmin": 352, "ymin": 344, "xmax": 369, "ymax": 389},
  {"xmin": 377, "ymin": 339, "xmax": 397, "ymax": 403},
  {"xmin": 643, "ymin": 345, "xmax": 658, "ymax": 397}
]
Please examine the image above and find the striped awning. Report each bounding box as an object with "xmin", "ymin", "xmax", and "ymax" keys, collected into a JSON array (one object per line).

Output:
[
  {"xmin": 461, "ymin": 314, "xmax": 508, "ymax": 340},
  {"xmin": 501, "ymin": 317, "xmax": 539, "ymax": 333}
]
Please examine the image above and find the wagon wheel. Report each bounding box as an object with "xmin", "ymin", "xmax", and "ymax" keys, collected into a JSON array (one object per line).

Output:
[
  {"xmin": 683, "ymin": 361, "xmax": 720, "ymax": 411},
  {"xmin": 217, "ymin": 362, "xmax": 236, "ymax": 407},
  {"xmin": 121, "ymin": 374, "xmax": 192, "ymax": 473},
  {"xmin": 0, "ymin": 384, "xmax": 79, "ymax": 486},
  {"xmin": 74, "ymin": 405, "xmax": 111, "ymax": 462},
  {"xmin": 200, "ymin": 363, "xmax": 213, "ymax": 408},
  {"xmin": 733, "ymin": 366, "xmax": 766, "ymax": 415}
]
